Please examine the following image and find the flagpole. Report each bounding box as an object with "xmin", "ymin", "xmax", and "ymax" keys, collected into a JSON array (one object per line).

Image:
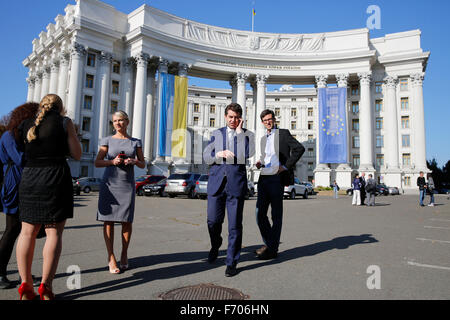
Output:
[{"xmin": 252, "ymin": 10, "xmax": 254, "ymax": 32}]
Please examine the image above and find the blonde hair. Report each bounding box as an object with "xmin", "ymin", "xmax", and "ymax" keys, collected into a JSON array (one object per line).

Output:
[
  {"xmin": 112, "ymin": 110, "xmax": 129, "ymax": 120},
  {"xmin": 27, "ymin": 94, "xmax": 65, "ymax": 142}
]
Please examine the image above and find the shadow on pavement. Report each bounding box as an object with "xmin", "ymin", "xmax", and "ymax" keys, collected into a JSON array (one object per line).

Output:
[{"xmin": 57, "ymin": 234, "xmax": 377, "ymax": 300}]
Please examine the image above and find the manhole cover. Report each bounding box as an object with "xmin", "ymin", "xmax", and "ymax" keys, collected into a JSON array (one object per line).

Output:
[{"xmin": 159, "ymin": 283, "xmax": 248, "ymax": 300}]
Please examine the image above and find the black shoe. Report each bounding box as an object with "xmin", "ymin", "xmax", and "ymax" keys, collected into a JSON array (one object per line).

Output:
[
  {"xmin": 207, "ymin": 248, "xmax": 219, "ymax": 264},
  {"xmin": 257, "ymin": 248, "xmax": 278, "ymax": 260},
  {"xmin": 225, "ymin": 265, "xmax": 238, "ymax": 277},
  {"xmin": 0, "ymin": 275, "xmax": 14, "ymax": 289}
]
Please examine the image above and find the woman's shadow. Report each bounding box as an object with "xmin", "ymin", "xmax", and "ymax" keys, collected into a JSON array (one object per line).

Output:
[{"xmin": 57, "ymin": 234, "xmax": 378, "ymax": 299}]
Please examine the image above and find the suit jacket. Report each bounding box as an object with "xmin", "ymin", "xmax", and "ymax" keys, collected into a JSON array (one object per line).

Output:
[
  {"xmin": 203, "ymin": 127, "xmax": 254, "ymax": 197},
  {"xmin": 259, "ymin": 128, "xmax": 305, "ymax": 186}
]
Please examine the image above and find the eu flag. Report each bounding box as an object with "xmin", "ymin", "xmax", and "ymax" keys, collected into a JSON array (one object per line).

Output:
[{"xmin": 318, "ymin": 87, "xmax": 348, "ymax": 163}]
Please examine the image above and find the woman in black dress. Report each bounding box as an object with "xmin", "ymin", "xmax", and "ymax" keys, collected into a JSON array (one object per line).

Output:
[{"xmin": 15, "ymin": 94, "xmax": 81, "ymax": 300}]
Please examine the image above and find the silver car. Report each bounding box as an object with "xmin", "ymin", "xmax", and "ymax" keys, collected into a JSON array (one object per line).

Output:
[
  {"xmin": 284, "ymin": 177, "xmax": 308, "ymax": 199},
  {"xmin": 165, "ymin": 173, "xmax": 201, "ymax": 199},
  {"xmin": 301, "ymin": 181, "xmax": 314, "ymax": 195},
  {"xmin": 194, "ymin": 174, "xmax": 209, "ymax": 199},
  {"xmin": 76, "ymin": 177, "xmax": 102, "ymax": 193}
]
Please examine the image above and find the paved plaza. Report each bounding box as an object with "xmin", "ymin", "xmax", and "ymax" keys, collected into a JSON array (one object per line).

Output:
[{"xmin": 0, "ymin": 192, "xmax": 449, "ymax": 300}]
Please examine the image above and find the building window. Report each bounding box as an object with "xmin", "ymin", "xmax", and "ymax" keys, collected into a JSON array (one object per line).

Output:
[
  {"xmin": 81, "ymin": 139, "xmax": 90, "ymax": 153},
  {"xmin": 111, "ymin": 100, "xmax": 118, "ymax": 114},
  {"xmin": 210, "ymin": 105, "xmax": 216, "ymax": 114},
  {"xmin": 210, "ymin": 95, "xmax": 216, "ymax": 98},
  {"xmin": 401, "ymin": 97, "xmax": 409, "ymax": 110},
  {"xmin": 275, "ymin": 108, "xmax": 280, "ymax": 117},
  {"xmin": 82, "ymin": 117, "xmax": 91, "ymax": 132},
  {"xmin": 401, "ymin": 116, "xmax": 410, "ymax": 129},
  {"xmin": 193, "ymin": 116, "xmax": 199, "ymax": 125},
  {"xmin": 308, "ymin": 148, "xmax": 314, "ymax": 157},
  {"xmin": 400, "ymin": 78, "xmax": 408, "ymax": 91},
  {"xmin": 352, "ymin": 154, "xmax": 360, "ymax": 168},
  {"xmin": 376, "ymin": 154, "xmax": 384, "ymax": 167},
  {"xmin": 275, "ymin": 120, "xmax": 280, "ymax": 128},
  {"xmin": 352, "ymin": 136, "xmax": 360, "ymax": 148},
  {"xmin": 112, "ymin": 61, "xmax": 120, "ymax": 74},
  {"xmin": 308, "ymin": 108, "xmax": 313, "ymax": 117},
  {"xmin": 85, "ymin": 74, "xmax": 94, "ymax": 88},
  {"xmin": 376, "ymin": 117, "xmax": 383, "ymax": 130},
  {"xmin": 308, "ymin": 162, "xmax": 314, "ymax": 171},
  {"xmin": 275, "ymin": 98, "xmax": 280, "ymax": 102},
  {"xmin": 112, "ymin": 81, "xmax": 120, "ymax": 94},
  {"xmin": 402, "ymin": 134, "xmax": 410, "ymax": 147},
  {"xmin": 376, "ymin": 135, "xmax": 384, "ymax": 148},
  {"xmin": 352, "ymin": 101, "xmax": 359, "ymax": 114},
  {"xmin": 291, "ymin": 108, "xmax": 297, "ymax": 117},
  {"xmin": 402, "ymin": 153, "xmax": 411, "ymax": 166},
  {"xmin": 375, "ymin": 82, "xmax": 383, "ymax": 93},
  {"xmin": 308, "ymin": 98, "xmax": 314, "ymax": 102},
  {"xmin": 308, "ymin": 134, "xmax": 314, "ymax": 142},
  {"xmin": 308, "ymin": 121, "xmax": 314, "ymax": 130},
  {"xmin": 404, "ymin": 176, "xmax": 411, "ymax": 186},
  {"xmin": 352, "ymin": 119, "xmax": 359, "ymax": 131},
  {"xmin": 375, "ymin": 100, "xmax": 383, "ymax": 112},
  {"xmin": 194, "ymin": 93, "xmax": 200, "ymax": 97},
  {"xmin": 226, "ymin": 96, "xmax": 231, "ymax": 99},
  {"xmin": 193, "ymin": 103, "xmax": 199, "ymax": 113},
  {"xmin": 291, "ymin": 98, "xmax": 297, "ymax": 102},
  {"xmin": 209, "ymin": 118, "xmax": 215, "ymax": 127},
  {"xmin": 291, "ymin": 121, "xmax": 297, "ymax": 130},
  {"xmin": 80, "ymin": 166, "xmax": 89, "ymax": 177},
  {"xmin": 87, "ymin": 53, "xmax": 96, "ymax": 67},
  {"xmin": 351, "ymin": 85, "xmax": 359, "ymax": 96},
  {"xmin": 83, "ymin": 95, "xmax": 93, "ymax": 110}
]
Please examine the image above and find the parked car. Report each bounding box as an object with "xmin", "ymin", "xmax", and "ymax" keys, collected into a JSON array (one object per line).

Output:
[
  {"xmin": 301, "ymin": 181, "xmax": 314, "ymax": 195},
  {"xmin": 194, "ymin": 174, "xmax": 209, "ymax": 199},
  {"xmin": 143, "ymin": 178, "xmax": 167, "ymax": 197},
  {"xmin": 284, "ymin": 177, "xmax": 308, "ymax": 199},
  {"xmin": 76, "ymin": 177, "xmax": 102, "ymax": 193},
  {"xmin": 165, "ymin": 173, "xmax": 201, "ymax": 198},
  {"xmin": 246, "ymin": 181, "xmax": 255, "ymax": 199},
  {"xmin": 388, "ymin": 186, "xmax": 400, "ymax": 195},
  {"xmin": 376, "ymin": 184, "xmax": 389, "ymax": 196},
  {"xmin": 72, "ymin": 178, "xmax": 81, "ymax": 195},
  {"xmin": 135, "ymin": 175, "xmax": 166, "ymax": 196}
]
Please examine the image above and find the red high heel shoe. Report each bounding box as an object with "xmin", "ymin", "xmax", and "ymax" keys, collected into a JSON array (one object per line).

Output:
[
  {"xmin": 18, "ymin": 283, "xmax": 36, "ymax": 300},
  {"xmin": 38, "ymin": 283, "xmax": 55, "ymax": 300}
]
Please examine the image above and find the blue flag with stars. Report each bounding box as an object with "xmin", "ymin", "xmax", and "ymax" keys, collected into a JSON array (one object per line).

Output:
[{"xmin": 318, "ymin": 87, "xmax": 348, "ymax": 163}]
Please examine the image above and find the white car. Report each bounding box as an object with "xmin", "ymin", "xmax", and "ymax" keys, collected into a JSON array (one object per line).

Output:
[{"xmin": 284, "ymin": 177, "xmax": 308, "ymax": 199}]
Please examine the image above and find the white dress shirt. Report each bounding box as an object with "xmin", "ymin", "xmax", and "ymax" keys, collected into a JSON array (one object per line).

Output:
[{"xmin": 261, "ymin": 129, "xmax": 280, "ymax": 175}]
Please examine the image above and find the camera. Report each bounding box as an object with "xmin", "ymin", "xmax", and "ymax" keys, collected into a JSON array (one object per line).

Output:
[{"xmin": 118, "ymin": 151, "xmax": 128, "ymax": 160}]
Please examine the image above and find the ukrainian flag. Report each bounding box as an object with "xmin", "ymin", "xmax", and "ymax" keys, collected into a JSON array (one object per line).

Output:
[
  {"xmin": 252, "ymin": 8, "xmax": 256, "ymax": 16},
  {"xmin": 157, "ymin": 72, "xmax": 188, "ymax": 158}
]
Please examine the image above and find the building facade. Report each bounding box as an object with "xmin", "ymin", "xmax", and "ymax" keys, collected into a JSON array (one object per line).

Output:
[{"xmin": 23, "ymin": 0, "xmax": 429, "ymax": 190}]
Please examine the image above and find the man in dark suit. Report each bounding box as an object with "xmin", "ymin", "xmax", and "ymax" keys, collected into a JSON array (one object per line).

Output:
[
  {"xmin": 255, "ymin": 109, "xmax": 305, "ymax": 260},
  {"xmin": 203, "ymin": 103, "xmax": 254, "ymax": 277},
  {"xmin": 359, "ymin": 172, "xmax": 366, "ymax": 205}
]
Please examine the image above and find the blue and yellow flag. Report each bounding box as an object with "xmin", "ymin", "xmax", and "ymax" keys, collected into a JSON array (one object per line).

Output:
[{"xmin": 252, "ymin": 8, "xmax": 256, "ymax": 16}]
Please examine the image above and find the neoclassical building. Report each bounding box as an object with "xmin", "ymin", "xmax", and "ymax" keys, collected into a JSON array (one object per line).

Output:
[{"xmin": 23, "ymin": 0, "xmax": 429, "ymax": 190}]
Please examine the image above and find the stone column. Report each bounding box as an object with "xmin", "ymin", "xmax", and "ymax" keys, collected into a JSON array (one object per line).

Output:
[
  {"xmin": 132, "ymin": 53, "xmax": 149, "ymax": 142},
  {"xmin": 313, "ymin": 74, "xmax": 331, "ymax": 187},
  {"xmin": 26, "ymin": 76, "xmax": 35, "ymax": 102},
  {"xmin": 121, "ymin": 58, "xmax": 135, "ymax": 122},
  {"xmin": 382, "ymin": 75, "xmax": 401, "ymax": 188},
  {"xmin": 49, "ymin": 60, "xmax": 60, "ymax": 94},
  {"xmin": 335, "ymin": 73, "xmax": 352, "ymax": 188},
  {"xmin": 411, "ymin": 72, "xmax": 427, "ymax": 172},
  {"xmin": 33, "ymin": 72, "xmax": 42, "ymax": 103},
  {"xmin": 66, "ymin": 42, "xmax": 86, "ymax": 123},
  {"xmin": 57, "ymin": 52, "xmax": 70, "ymax": 105},
  {"xmin": 357, "ymin": 72, "xmax": 375, "ymax": 175},
  {"xmin": 96, "ymin": 52, "xmax": 112, "ymax": 142},
  {"xmin": 40, "ymin": 67, "xmax": 51, "ymax": 98},
  {"xmin": 255, "ymin": 73, "xmax": 268, "ymax": 163},
  {"xmin": 236, "ymin": 72, "xmax": 248, "ymax": 122},
  {"xmin": 144, "ymin": 67, "xmax": 157, "ymax": 162},
  {"xmin": 229, "ymin": 78, "xmax": 237, "ymax": 103},
  {"xmin": 154, "ymin": 58, "xmax": 169, "ymax": 161}
]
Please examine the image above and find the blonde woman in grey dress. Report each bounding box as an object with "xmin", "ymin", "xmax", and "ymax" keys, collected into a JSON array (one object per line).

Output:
[{"xmin": 94, "ymin": 111, "xmax": 145, "ymax": 274}]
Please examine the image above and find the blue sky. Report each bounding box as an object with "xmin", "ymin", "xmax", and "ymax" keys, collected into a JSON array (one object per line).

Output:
[{"xmin": 0, "ymin": 0, "xmax": 448, "ymax": 166}]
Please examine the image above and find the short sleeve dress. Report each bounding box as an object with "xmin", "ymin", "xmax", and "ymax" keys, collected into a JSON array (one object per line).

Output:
[{"xmin": 97, "ymin": 136, "xmax": 142, "ymax": 223}]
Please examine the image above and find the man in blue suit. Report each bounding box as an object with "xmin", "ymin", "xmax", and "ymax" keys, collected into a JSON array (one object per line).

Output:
[{"xmin": 203, "ymin": 103, "xmax": 254, "ymax": 277}]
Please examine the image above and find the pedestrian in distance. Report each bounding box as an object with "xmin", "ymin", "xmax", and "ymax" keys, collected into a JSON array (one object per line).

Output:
[
  {"xmin": 95, "ymin": 111, "xmax": 145, "ymax": 274},
  {"xmin": 366, "ymin": 174, "xmax": 376, "ymax": 206},
  {"xmin": 352, "ymin": 174, "xmax": 362, "ymax": 206},
  {"xmin": 0, "ymin": 102, "xmax": 39, "ymax": 289},
  {"xmin": 417, "ymin": 171, "xmax": 426, "ymax": 207},
  {"xmin": 332, "ymin": 180, "xmax": 339, "ymax": 199},
  {"xmin": 254, "ymin": 109, "xmax": 304, "ymax": 260},
  {"xmin": 15, "ymin": 94, "xmax": 81, "ymax": 300},
  {"xmin": 203, "ymin": 103, "xmax": 254, "ymax": 277},
  {"xmin": 426, "ymin": 173, "xmax": 435, "ymax": 207}
]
